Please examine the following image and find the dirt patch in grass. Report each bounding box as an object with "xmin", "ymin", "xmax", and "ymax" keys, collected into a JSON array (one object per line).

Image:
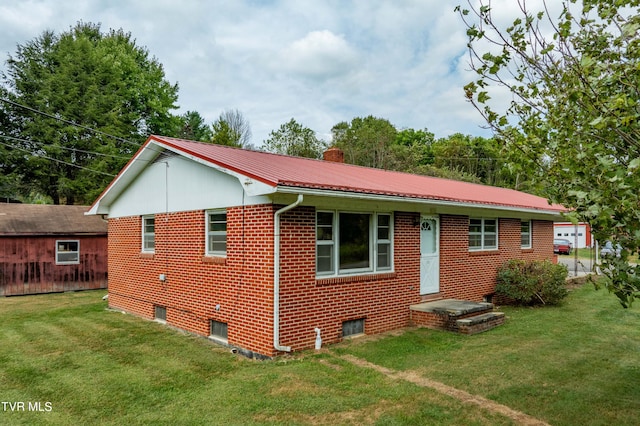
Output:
[
  {"xmin": 565, "ymin": 275, "xmax": 593, "ymax": 289},
  {"xmin": 340, "ymin": 354, "xmax": 550, "ymax": 426}
]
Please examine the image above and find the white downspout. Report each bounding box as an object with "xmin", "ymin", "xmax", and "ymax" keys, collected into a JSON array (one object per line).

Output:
[{"xmin": 273, "ymin": 194, "xmax": 303, "ymax": 352}]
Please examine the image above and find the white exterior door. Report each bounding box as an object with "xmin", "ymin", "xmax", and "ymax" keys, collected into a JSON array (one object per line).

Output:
[{"xmin": 420, "ymin": 216, "xmax": 440, "ymax": 294}]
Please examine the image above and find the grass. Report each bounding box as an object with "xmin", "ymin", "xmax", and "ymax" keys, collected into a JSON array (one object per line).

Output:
[
  {"xmin": 335, "ymin": 284, "xmax": 640, "ymax": 425},
  {"xmin": 0, "ymin": 291, "xmax": 512, "ymax": 425},
  {"xmin": 1, "ymin": 287, "xmax": 639, "ymax": 425}
]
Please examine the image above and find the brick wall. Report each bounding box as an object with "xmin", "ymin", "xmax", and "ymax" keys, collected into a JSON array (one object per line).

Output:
[
  {"xmin": 276, "ymin": 209, "xmax": 420, "ymax": 353},
  {"xmin": 107, "ymin": 206, "xmax": 554, "ymax": 358},
  {"xmin": 439, "ymin": 215, "xmax": 554, "ymax": 301},
  {"xmin": 107, "ymin": 205, "xmax": 277, "ymax": 357}
]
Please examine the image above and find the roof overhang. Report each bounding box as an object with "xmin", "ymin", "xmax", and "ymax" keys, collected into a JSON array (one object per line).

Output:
[
  {"xmin": 87, "ymin": 135, "xmax": 566, "ymax": 221},
  {"xmin": 275, "ymin": 186, "xmax": 565, "ymax": 221}
]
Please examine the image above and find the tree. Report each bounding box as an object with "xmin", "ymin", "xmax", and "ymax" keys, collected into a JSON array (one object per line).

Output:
[
  {"xmin": 262, "ymin": 118, "xmax": 325, "ymax": 158},
  {"xmin": 431, "ymin": 134, "xmax": 517, "ymax": 188},
  {"xmin": 0, "ymin": 22, "xmax": 179, "ymax": 204},
  {"xmin": 175, "ymin": 111, "xmax": 212, "ymax": 142},
  {"xmin": 331, "ymin": 116, "xmax": 398, "ymax": 169},
  {"xmin": 211, "ymin": 109, "xmax": 253, "ymax": 148},
  {"xmin": 458, "ymin": 1, "xmax": 640, "ymax": 306},
  {"xmin": 394, "ymin": 128, "xmax": 435, "ymax": 172}
]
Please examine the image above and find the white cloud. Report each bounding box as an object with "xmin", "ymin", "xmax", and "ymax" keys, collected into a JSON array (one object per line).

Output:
[
  {"xmin": 277, "ymin": 30, "xmax": 358, "ymax": 81},
  {"xmin": 0, "ymin": 0, "xmax": 544, "ymax": 144}
]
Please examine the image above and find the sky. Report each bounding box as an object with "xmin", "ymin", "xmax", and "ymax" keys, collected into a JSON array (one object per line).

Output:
[{"xmin": 0, "ymin": 0, "xmax": 555, "ymax": 146}]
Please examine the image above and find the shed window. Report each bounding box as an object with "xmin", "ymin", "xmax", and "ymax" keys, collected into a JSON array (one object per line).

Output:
[
  {"xmin": 469, "ymin": 218, "xmax": 498, "ymax": 251},
  {"xmin": 142, "ymin": 216, "xmax": 155, "ymax": 252},
  {"xmin": 56, "ymin": 240, "xmax": 79, "ymax": 264},
  {"xmin": 521, "ymin": 220, "xmax": 532, "ymax": 248},
  {"xmin": 206, "ymin": 211, "xmax": 227, "ymax": 256}
]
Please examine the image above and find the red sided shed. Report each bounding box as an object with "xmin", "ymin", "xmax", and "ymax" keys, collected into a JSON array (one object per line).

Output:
[{"xmin": 0, "ymin": 204, "xmax": 108, "ymax": 296}]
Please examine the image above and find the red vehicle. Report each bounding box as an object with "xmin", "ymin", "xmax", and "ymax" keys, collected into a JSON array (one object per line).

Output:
[{"xmin": 553, "ymin": 238, "xmax": 572, "ymax": 255}]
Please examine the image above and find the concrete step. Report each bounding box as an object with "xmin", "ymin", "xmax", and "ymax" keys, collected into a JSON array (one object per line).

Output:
[
  {"xmin": 456, "ymin": 312, "xmax": 505, "ymax": 335},
  {"xmin": 410, "ymin": 299, "xmax": 493, "ymax": 317}
]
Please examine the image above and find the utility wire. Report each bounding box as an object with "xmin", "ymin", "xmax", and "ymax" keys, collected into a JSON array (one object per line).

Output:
[
  {"xmin": 1, "ymin": 96, "xmax": 527, "ymax": 165},
  {"xmin": 0, "ymin": 96, "xmax": 170, "ymax": 166},
  {"xmin": 0, "ymin": 139, "xmax": 115, "ymax": 177},
  {"xmin": 0, "ymin": 134, "xmax": 134, "ymax": 161},
  {"xmin": 0, "ymin": 96, "xmax": 139, "ymax": 148}
]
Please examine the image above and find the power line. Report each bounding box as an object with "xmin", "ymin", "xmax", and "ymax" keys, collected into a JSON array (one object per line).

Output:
[
  {"xmin": 0, "ymin": 139, "xmax": 115, "ymax": 177},
  {"xmin": 0, "ymin": 134, "xmax": 134, "ymax": 161},
  {"xmin": 0, "ymin": 96, "xmax": 140, "ymax": 148}
]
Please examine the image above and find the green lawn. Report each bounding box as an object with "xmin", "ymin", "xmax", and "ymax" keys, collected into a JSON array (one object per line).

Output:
[{"xmin": 1, "ymin": 286, "xmax": 638, "ymax": 425}]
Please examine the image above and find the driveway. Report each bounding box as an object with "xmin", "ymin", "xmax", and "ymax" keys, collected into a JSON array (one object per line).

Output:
[{"xmin": 558, "ymin": 256, "xmax": 594, "ymax": 277}]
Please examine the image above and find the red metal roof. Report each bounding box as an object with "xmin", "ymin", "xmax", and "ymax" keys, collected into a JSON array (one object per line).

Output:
[{"xmin": 150, "ymin": 135, "xmax": 565, "ymax": 213}]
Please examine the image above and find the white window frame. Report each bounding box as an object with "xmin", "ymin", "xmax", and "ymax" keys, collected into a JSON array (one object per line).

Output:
[
  {"xmin": 521, "ymin": 220, "xmax": 532, "ymax": 249},
  {"xmin": 469, "ymin": 218, "xmax": 498, "ymax": 251},
  {"xmin": 55, "ymin": 240, "xmax": 80, "ymax": 265},
  {"xmin": 315, "ymin": 210, "xmax": 393, "ymax": 277},
  {"xmin": 205, "ymin": 210, "xmax": 227, "ymax": 257},
  {"xmin": 315, "ymin": 211, "xmax": 335, "ymax": 274},
  {"xmin": 142, "ymin": 215, "xmax": 155, "ymax": 253},
  {"xmin": 375, "ymin": 213, "xmax": 393, "ymax": 271}
]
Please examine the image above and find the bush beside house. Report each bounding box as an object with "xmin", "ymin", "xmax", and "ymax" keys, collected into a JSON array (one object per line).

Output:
[{"xmin": 496, "ymin": 259, "xmax": 569, "ymax": 306}]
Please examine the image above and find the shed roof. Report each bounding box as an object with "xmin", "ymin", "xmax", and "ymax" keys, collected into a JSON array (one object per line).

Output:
[
  {"xmin": 89, "ymin": 135, "xmax": 566, "ymax": 216},
  {"xmin": 0, "ymin": 204, "xmax": 107, "ymax": 236}
]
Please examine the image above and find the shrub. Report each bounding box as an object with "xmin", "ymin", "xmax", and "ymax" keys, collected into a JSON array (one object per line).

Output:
[{"xmin": 496, "ymin": 259, "xmax": 569, "ymax": 306}]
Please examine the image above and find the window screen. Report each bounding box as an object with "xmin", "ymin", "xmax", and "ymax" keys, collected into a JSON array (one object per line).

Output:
[
  {"xmin": 56, "ymin": 240, "xmax": 79, "ymax": 264},
  {"xmin": 207, "ymin": 211, "xmax": 227, "ymax": 255}
]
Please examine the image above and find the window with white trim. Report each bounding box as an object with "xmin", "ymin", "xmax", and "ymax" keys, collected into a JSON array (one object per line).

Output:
[
  {"xmin": 316, "ymin": 211, "xmax": 392, "ymax": 276},
  {"xmin": 469, "ymin": 218, "xmax": 498, "ymax": 251},
  {"xmin": 56, "ymin": 240, "xmax": 79, "ymax": 264},
  {"xmin": 377, "ymin": 214, "xmax": 392, "ymax": 269},
  {"xmin": 142, "ymin": 216, "xmax": 155, "ymax": 253},
  {"xmin": 521, "ymin": 220, "xmax": 532, "ymax": 249},
  {"xmin": 316, "ymin": 211, "xmax": 334, "ymax": 273},
  {"xmin": 206, "ymin": 210, "xmax": 227, "ymax": 256}
]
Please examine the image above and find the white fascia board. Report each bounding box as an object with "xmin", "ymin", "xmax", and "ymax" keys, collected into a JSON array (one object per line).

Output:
[{"xmin": 275, "ymin": 186, "xmax": 564, "ymax": 220}]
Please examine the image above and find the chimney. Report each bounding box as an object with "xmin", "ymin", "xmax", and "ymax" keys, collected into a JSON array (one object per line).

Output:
[{"xmin": 323, "ymin": 147, "xmax": 344, "ymax": 163}]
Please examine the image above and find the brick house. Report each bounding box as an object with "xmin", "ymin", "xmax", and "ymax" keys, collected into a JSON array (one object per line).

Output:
[
  {"xmin": 0, "ymin": 204, "xmax": 108, "ymax": 296},
  {"xmin": 88, "ymin": 135, "xmax": 564, "ymax": 358}
]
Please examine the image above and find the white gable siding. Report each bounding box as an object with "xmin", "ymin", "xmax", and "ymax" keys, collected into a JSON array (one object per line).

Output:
[{"xmin": 107, "ymin": 154, "xmax": 271, "ymax": 218}]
